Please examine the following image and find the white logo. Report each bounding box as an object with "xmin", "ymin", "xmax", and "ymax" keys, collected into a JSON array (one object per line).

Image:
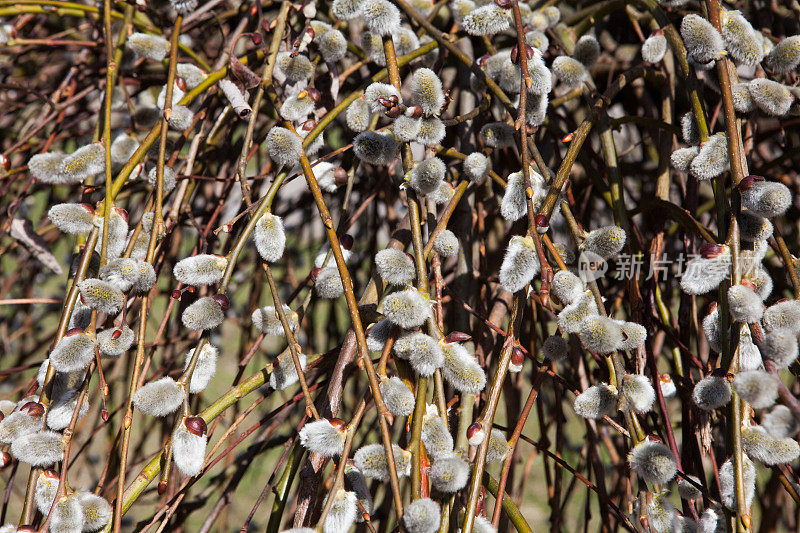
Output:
[{"xmin": 578, "ymin": 250, "xmax": 607, "ymax": 282}]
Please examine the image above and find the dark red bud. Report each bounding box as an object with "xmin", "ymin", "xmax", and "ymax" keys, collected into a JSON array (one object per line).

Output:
[
  {"xmin": 65, "ymin": 327, "xmax": 84, "ymax": 337},
  {"xmin": 535, "ymin": 214, "xmax": 549, "ymax": 228},
  {"xmin": 328, "ymin": 418, "xmax": 346, "ymax": 431},
  {"xmin": 467, "ymin": 423, "xmax": 482, "ymax": 440},
  {"xmin": 184, "ymin": 416, "xmax": 207, "ymax": 436},
  {"xmin": 0, "ymin": 412, "xmax": 3, "ymax": 423},
  {"xmin": 659, "ymin": 374, "xmax": 672, "ymax": 384},
  {"xmin": 561, "ymin": 132, "xmax": 574, "ymax": 143},
  {"xmin": 302, "ymin": 119, "xmax": 316, "ymax": 131},
  {"xmin": 407, "ymin": 105, "xmax": 423, "ymax": 118},
  {"xmin": 700, "ymin": 243, "xmax": 726, "ymax": 259},
  {"xmin": 511, "ymin": 346, "xmax": 525, "ymax": 366},
  {"xmin": 176, "ymin": 77, "xmax": 187, "ymax": 92},
  {"xmin": 310, "ymin": 267, "xmax": 323, "ymax": 281},
  {"xmin": 111, "ymin": 328, "xmax": 122, "ymax": 340},
  {"xmin": 307, "ymin": 88, "xmax": 321, "ymax": 103},
  {"xmin": 250, "ymin": 32, "xmax": 263, "ymax": 46},
  {"xmin": 212, "ymin": 293, "xmax": 230, "ymax": 311},
  {"xmin": 115, "ymin": 207, "xmax": 129, "ymax": 222},
  {"xmin": 494, "ymin": 0, "xmax": 513, "ymax": 8},
  {"xmin": 101, "ymin": 409, "xmax": 109, "ymax": 422},
  {"xmin": 158, "ymin": 481, "xmax": 167, "ymax": 495},
  {"xmin": 0, "ymin": 155, "xmax": 9, "ymax": 171},
  {"xmin": 0, "ymin": 451, "xmax": 10, "ymax": 468},
  {"xmin": 340, "ymin": 234, "xmax": 354, "ymax": 250},
  {"xmin": 305, "ymin": 27, "xmax": 315, "ymax": 40},
  {"xmin": 20, "ymin": 402, "xmax": 44, "ymax": 418},
  {"xmin": 43, "ymin": 469, "xmax": 59, "ymax": 479},
  {"xmin": 738, "ymin": 175, "xmax": 764, "ymax": 191},
  {"xmin": 171, "ymin": 289, "xmax": 182, "ymax": 300},
  {"xmin": 445, "ymin": 331, "xmax": 472, "ymax": 343},
  {"xmin": 334, "ymin": 168, "xmax": 349, "ymax": 185},
  {"xmin": 385, "ymin": 105, "xmax": 402, "ymax": 118},
  {"xmin": 740, "ymin": 279, "xmax": 757, "ymax": 291},
  {"xmin": 510, "ymin": 43, "xmax": 534, "ymax": 65},
  {"xmin": 377, "ymin": 97, "xmax": 396, "ymax": 109}
]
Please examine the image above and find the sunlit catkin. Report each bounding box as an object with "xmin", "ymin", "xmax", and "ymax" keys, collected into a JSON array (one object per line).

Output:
[
  {"xmin": 557, "ymin": 290, "xmax": 599, "ymax": 333},
  {"xmin": 269, "ymin": 353, "xmax": 307, "ymax": 390},
  {"xmin": 761, "ymin": 328, "xmax": 799, "ymax": 368},
  {"xmin": 429, "ymin": 454, "xmax": 469, "ymax": 492},
  {"xmin": 78, "ymin": 490, "xmax": 112, "ymax": 531},
  {"xmin": 581, "ymin": 225, "xmax": 626, "ymax": 259},
  {"xmin": 748, "ymin": 79, "xmax": 793, "ymax": 116},
  {"xmin": 441, "ymin": 341, "xmax": 486, "ymax": 394},
  {"xmin": 361, "ymin": 0, "xmax": 401, "ymax": 35},
  {"xmin": 127, "ymin": 32, "xmax": 169, "ymax": 61},
  {"xmin": 670, "ymin": 146, "xmax": 699, "ymax": 172},
  {"xmin": 621, "ymin": 374, "xmax": 655, "ymax": 413},
  {"xmin": 433, "ymin": 230, "xmax": 459, "ymax": 258},
  {"xmin": 181, "ymin": 296, "xmax": 226, "ymax": 331},
  {"xmin": 765, "ymin": 35, "xmax": 800, "ymax": 72},
  {"xmin": 10, "ymin": 429, "xmax": 64, "ymax": 466},
  {"xmin": 410, "ymin": 68, "xmax": 445, "ymax": 116},
  {"xmin": 416, "ymin": 116, "xmax": 446, "ymax": 145},
  {"xmin": 382, "ymin": 288, "xmax": 430, "ymax": 329},
  {"xmin": 740, "ymin": 179, "xmax": 792, "ymax": 218},
  {"xmin": 380, "ymin": 377, "xmax": 415, "ymax": 417},
  {"xmin": 299, "ymin": 418, "xmax": 347, "ymax": 457},
  {"xmin": 763, "ymin": 405, "xmax": 800, "ymax": 439},
  {"xmin": 353, "ymin": 131, "xmax": 399, "ymax": 165},
  {"xmin": 628, "ymin": 439, "xmax": 678, "ymax": 484},
  {"xmin": 727, "ymin": 284, "xmax": 764, "ymax": 323},
  {"xmin": 375, "ymin": 249, "xmax": 415, "ymax": 286},
  {"xmin": 322, "ymin": 490, "xmax": 358, "ymax": 533},
  {"xmin": 763, "ymin": 299, "xmax": 800, "ymax": 333},
  {"xmin": 183, "ymin": 344, "xmax": 218, "ymax": 393},
  {"xmin": 50, "ymin": 495, "xmax": 83, "ymax": 533},
  {"xmin": 315, "ymin": 266, "xmax": 344, "ymax": 299},
  {"xmin": 642, "ymin": 33, "xmax": 667, "ymax": 63},
  {"xmin": 551, "ymin": 269, "xmax": 585, "ymax": 305},
  {"xmin": 499, "ymin": 235, "xmax": 540, "ymax": 293},
  {"xmin": 34, "ymin": 470, "xmax": 58, "ymax": 515},
  {"xmin": 461, "ymin": 4, "xmax": 510, "ymax": 36},
  {"xmin": 408, "ymin": 157, "xmax": 446, "ymax": 195},
  {"xmin": 579, "ymin": 316, "xmax": 623, "ymax": 354},
  {"xmin": 403, "ymin": 498, "xmax": 440, "ymax": 533},
  {"xmin": 485, "ymin": 429, "xmax": 510, "ymax": 463},
  {"xmin": 275, "ymin": 52, "xmax": 314, "ymax": 82},
  {"xmin": 60, "ymin": 142, "xmax": 105, "ymax": 183},
  {"xmin": 354, "ymin": 443, "xmax": 412, "ymax": 481},
  {"xmin": 552, "ymin": 56, "xmax": 588, "ymax": 88},
  {"xmin": 681, "ymin": 14, "xmax": 724, "ymax": 63},
  {"xmin": 265, "ymin": 127, "xmax": 303, "ymax": 167},
  {"xmin": 28, "ymin": 152, "xmax": 66, "ymax": 184},
  {"xmin": 742, "ymin": 425, "xmax": 800, "ymax": 465},
  {"xmin": 721, "ymin": 11, "xmax": 763, "ymax": 65},
  {"xmin": 173, "ymin": 254, "xmax": 227, "ymax": 286},
  {"xmin": 394, "ymin": 332, "xmax": 444, "ymax": 376},
  {"xmin": 172, "ymin": 417, "xmax": 208, "ymax": 477},
  {"xmin": 50, "ymin": 330, "xmax": 96, "ymax": 373},
  {"xmin": 364, "ymin": 82, "xmax": 401, "ymax": 113},
  {"xmin": 254, "ymin": 212, "xmax": 286, "ymax": 263},
  {"xmin": 573, "ymin": 383, "xmax": 618, "ymax": 419},
  {"xmin": 318, "ymin": 28, "xmax": 348, "ymax": 62},
  {"xmin": 733, "ymin": 370, "xmax": 778, "ymax": 409},
  {"xmin": 132, "ymin": 377, "xmax": 184, "ymax": 417},
  {"xmin": 573, "ymin": 35, "xmax": 601, "ymax": 68},
  {"xmin": 733, "ymin": 81, "xmax": 755, "ymax": 113},
  {"xmin": 421, "ymin": 410, "xmax": 454, "ymax": 459}
]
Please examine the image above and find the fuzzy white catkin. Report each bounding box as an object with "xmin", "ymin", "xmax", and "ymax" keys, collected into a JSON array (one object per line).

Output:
[
  {"xmin": 463, "ymin": 153, "xmax": 490, "ymax": 182},
  {"xmin": 721, "ymin": 10, "xmax": 763, "ymax": 65},
  {"xmin": 670, "ymin": 146, "xmax": 699, "ymax": 172},
  {"xmin": 51, "ymin": 495, "xmax": 84, "ymax": 533},
  {"xmin": 617, "ymin": 321, "xmax": 647, "ymax": 351},
  {"xmin": 680, "ymin": 252, "xmax": 731, "ymax": 295},
  {"xmin": 364, "ymin": 82, "xmax": 401, "ymax": 113},
  {"xmin": 416, "ymin": 116, "xmax": 446, "ymax": 145},
  {"xmin": 266, "ymin": 127, "xmax": 303, "ymax": 167},
  {"xmin": 169, "ymin": 105, "xmax": 194, "ymax": 131},
  {"xmin": 429, "ymin": 455, "xmax": 469, "ymax": 492},
  {"xmin": 748, "ymin": 79, "xmax": 793, "ymax": 116},
  {"xmin": 500, "ymin": 170, "xmax": 527, "ymax": 222},
  {"xmin": 733, "ymin": 370, "xmax": 778, "ymax": 409},
  {"xmin": 332, "ymin": 0, "xmax": 365, "ymax": 20},
  {"xmin": 28, "ymin": 151, "xmax": 66, "ymax": 183},
  {"xmin": 361, "ymin": 0, "xmax": 401, "ymax": 35},
  {"xmin": 732, "ymin": 82, "xmax": 755, "ymax": 113},
  {"xmin": 762, "ymin": 328, "xmax": 799, "ymax": 368},
  {"xmin": 441, "ymin": 342, "xmax": 486, "ymax": 394},
  {"xmin": 693, "ymin": 375, "xmax": 731, "ymax": 410},
  {"xmin": 410, "ymin": 68, "xmax": 445, "ymax": 116},
  {"xmin": 50, "ymin": 331, "xmax": 96, "ymax": 373},
  {"xmin": 254, "ymin": 212, "xmax": 286, "ymax": 263},
  {"xmin": 252, "ymin": 304, "xmax": 299, "ymax": 336},
  {"xmin": 628, "ymin": 440, "xmax": 678, "ymax": 484},
  {"xmin": 403, "ymin": 498, "xmax": 440, "ymax": 533},
  {"xmin": 526, "ymin": 29, "xmax": 549, "ymax": 52},
  {"xmin": 366, "ymin": 319, "xmax": 393, "ymax": 352},
  {"xmin": 380, "ymin": 377, "xmax": 415, "ymax": 416},
  {"xmin": 280, "ymin": 92, "xmax": 315, "ymax": 122},
  {"xmin": 579, "ymin": 316, "xmax": 623, "ymax": 354},
  {"xmin": 581, "ymin": 225, "xmax": 626, "ymax": 259},
  {"xmin": 177, "ymin": 63, "xmax": 206, "ymax": 88},
  {"xmin": 0, "ymin": 411, "xmax": 41, "ymax": 444},
  {"xmin": 499, "ymin": 236, "xmax": 540, "ymax": 293},
  {"xmin": 345, "ymin": 98, "xmax": 370, "ymax": 132},
  {"xmin": 480, "ymin": 122, "xmax": 516, "ymax": 149},
  {"xmin": 269, "ymin": 353, "xmax": 306, "ymax": 390},
  {"xmin": 621, "ymin": 374, "xmax": 656, "ymax": 413},
  {"xmin": 644, "ymin": 493, "xmax": 678, "ymax": 533},
  {"xmin": 354, "ymin": 443, "xmax": 412, "ymax": 481},
  {"xmin": 382, "ymin": 288, "xmax": 430, "ymax": 329},
  {"xmin": 99, "ymin": 257, "xmax": 139, "ymax": 292},
  {"xmin": 763, "ymin": 300, "xmax": 800, "ymax": 334},
  {"xmin": 78, "ymin": 490, "xmax": 112, "ymax": 531},
  {"xmin": 485, "ymin": 429, "xmax": 510, "ymax": 463},
  {"xmin": 323, "ymin": 490, "xmax": 358, "ymax": 533},
  {"xmin": 461, "ymin": 4, "xmax": 510, "ymax": 36},
  {"xmin": 375, "ymin": 249, "xmax": 415, "ymax": 286},
  {"xmin": 181, "ymin": 297, "xmax": 225, "ymax": 330},
  {"xmin": 35, "ymin": 471, "xmax": 58, "ymax": 515},
  {"xmin": 421, "ymin": 413, "xmax": 454, "ymax": 459},
  {"xmin": 727, "ymin": 284, "xmax": 764, "ymax": 323},
  {"xmin": 720, "ymin": 455, "xmax": 756, "ymax": 511},
  {"xmin": 677, "ymin": 475, "xmax": 703, "ymax": 500},
  {"xmin": 133, "ymin": 377, "xmax": 184, "ymax": 417},
  {"xmin": 353, "ymin": 131, "xmax": 399, "ymax": 165},
  {"xmin": 172, "ymin": 424, "xmax": 207, "ymax": 477},
  {"xmin": 299, "ymin": 419, "xmax": 346, "ymax": 457},
  {"xmin": 557, "ymin": 290, "xmax": 599, "ymax": 333},
  {"xmin": 763, "ymin": 405, "xmax": 800, "ymax": 439},
  {"xmin": 394, "ymin": 115, "xmax": 422, "ymax": 142},
  {"xmin": 681, "ymin": 14, "xmax": 724, "ymax": 63},
  {"xmin": 393, "ymin": 332, "xmax": 444, "ymax": 376},
  {"xmin": 315, "ymin": 266, "xmax": 344, "ymax": 299},
  {"xmin": 573, "ymin": 383, "xmax": 617, "ymax": 419},
  {"xmin": 738, "ymin": 211, "xmax": 773, "ymax": 242},
  {"xmin": 173, "ymin": 254, "xmax": 227, "ymax": 286},
  {"xmin": 343, "ymin": 463, "xmax": 372, "ymax": 521},
  {"xmin": 681, "ymin": 112, "xmax": 700, "ymax": 144},
  {"xmin": 60, "ymin": 142, "xmax": 105, "ymax": 183},
  {"xmin": 642, "ymin": 34, "xmax": 668, "ymax": 63},
  {"xmin": 551, "ymin": 270, "xmax": 585, "ymax": 305},
  {"xmin": 47, "ymin": 390, "xmax": 88, "ymax": 430},
  {"xmin": 741, "ymin": 181, "xmax": 792, "ymax": 218},
  {"xmin": 433, "ymin": 230, "xmax": 459, "ymax": 258},
  {"xmin": 318, "ymin": 29, "xmax": 348, "ymax": 62},
  {"xmin": 276, "ymin": 52, "xmax": 314, "ymax": 82},
  {"xmin": 742, "ymin": 425, "xmax": 800, "ymax": 464},
  {"xmin": 552, "ymin": 56, "xmax": 588, "ymax": 88},
  {"xmin": 128, "ymin": 32, "xmax": 169, "ymax": 61},
  {"xmin": 409, "ymin": 157, "xmax": 446, "ymax": 195},
  {"xmin": 472, "ymin": 515, "xmax": 498, "ymax": 533},
  {"xmin": 765, "ymin": 35, "xmax": 800, "ymax": 72},
  {"xmin": 183, "ymin": 344, "xmax": 218, "ymax": 393},
  {"xmin": 10, "ymin": 430, "xmax": 64, "ymax": 467}
]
